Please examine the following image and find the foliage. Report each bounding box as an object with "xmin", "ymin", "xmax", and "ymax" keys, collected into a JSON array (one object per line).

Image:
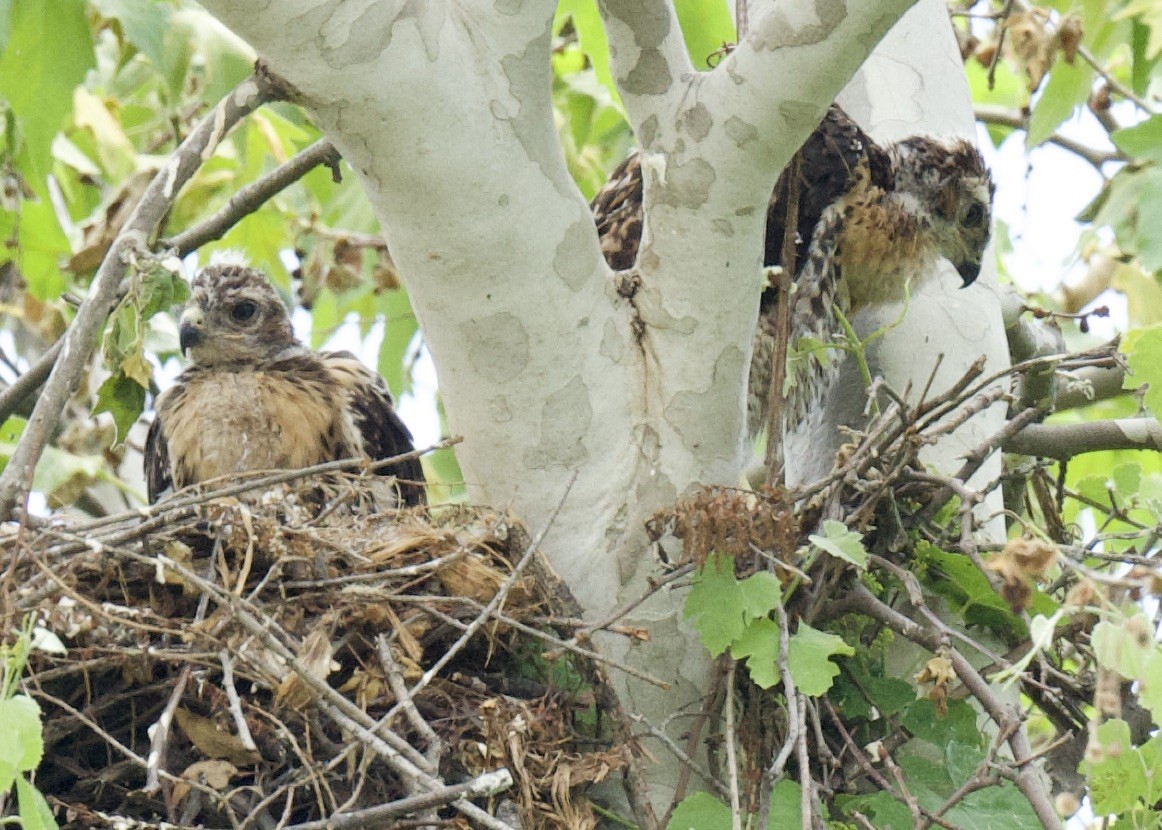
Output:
[{"xmin": 0, "ymin": 620, "xmax": 56, "ymax": 830}]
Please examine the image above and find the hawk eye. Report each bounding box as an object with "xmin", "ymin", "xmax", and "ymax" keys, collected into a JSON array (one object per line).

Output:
[
  {"xmin": 231, "ymin": 300, "xmax": 258, "ymax": 323},
  {"xmin": 963, "ymin": 204, "xmax": 985, "ymax": 228}
]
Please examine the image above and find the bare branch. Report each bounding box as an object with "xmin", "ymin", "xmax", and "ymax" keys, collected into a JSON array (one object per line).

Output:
[
  {"xmin": 166, "ymin": 139, "xmax": 341, "ymax": 255},
  {"xmin": 1005, "ymin": 418, "xmax": 1162, "ymax": 460},
  {"xmin": 0, "ymin": 76, "xmax": 275, "ymax": 521},
  {"xmin": 0, "ymin": 338, "xmax": 63, "ymax": 424},
  {"xmin": 975, "ymin": 104, "xmax": 1119, "ymax": 168}
]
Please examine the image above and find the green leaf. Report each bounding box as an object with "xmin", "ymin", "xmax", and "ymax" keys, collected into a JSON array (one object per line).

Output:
[
  {"xmin": 766, "ymin": 779, "xmax": 801, "ymax": 829},
  {"xmin": 1093, "ymin": 613, "xmax": 1157, "ymax": 680},
  {"xmin": 737, "ymin": 570, "xmax": 782, "ymax": 621},
  {"xmin": 93, "ymin": 372, "xmax": 147, "ymax": 444},
  {"xmin": 15, "ymin": 774, "xmax": 58, "ymax": 830},
  {"xmin": 902, "ymin": 699, "xmax": 980, "ymax": 748},
  {"xmin": 684, "ymin": 554, "xmax": 745, "ymax": 655},
  {"xmin": 1082, "ymin": 719, "xmax": 1162, "ymax": 815},
  {"xmin": 0, "ymin": 695, "xmax": 44, "ymax": 790},
  {"xmin": 1112, "ymin": 115, "xmax": 1162, "ymax": 165},
  {"xmin": 731, "ymin": 617, "xmax": 781, "ymax": 689},
  {"xmin": 0, "ymin": 0, "xmax": 95, "ymax": 181},
  {"xmin": 684, "ymin": 555, "xmax": 782, "ymax": 656},
  {"xmin": 555, "ymin": 0, "xmax": 619, "ymax": 108},
  {"xmin": 786, "ymin": 623, "xmax": 853, "ymax": 696},
  {"xmin": 1122, "ymin": 325, "xmax": 1162, "ymax": 418},
  {"xmin": 863, "ymin": 676, "xmax": 917, "ymax": 718},
  {"xmin": 808, "ymin": 519, "xmax": 867, "ymax": 569},
  {"xmin": 1135, "ymin": 169, "xmax": 1162, "ymax": 272},
  {"xmin": 90, "ymin": 0, "xmax": 172, "ymax": 71},
  {"xmin": 1026, "ymin": 60, "xmax": 1093, "ymax": 147},
  {"xmin": 666, "ymin": 791, "xmax": 731, "ymax": 830}
]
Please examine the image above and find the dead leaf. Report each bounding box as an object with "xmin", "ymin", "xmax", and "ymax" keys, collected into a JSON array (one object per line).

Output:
[
  {"xmin": 275, "ymin": 619, "xmax": 338, "ymax": 710},
  {"xmin": 1057, "ymin": 14, "xmax": 1083, "ymax": 64},
  {"xmin": 172, "ymin": 759, "xmax": 238, "ymax": 805},
  {"xmin": 1006, "ymin": 9, "xmax": 1056, "ymax": 91},
  {"xmin": 174, "ymin": 709, "xmax": 260, "ymax": 766}
]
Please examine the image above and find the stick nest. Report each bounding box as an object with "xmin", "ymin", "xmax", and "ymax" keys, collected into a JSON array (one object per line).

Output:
[{"xmin": 4, "ymin": 476, "xmax": 623, "ymax": 829}]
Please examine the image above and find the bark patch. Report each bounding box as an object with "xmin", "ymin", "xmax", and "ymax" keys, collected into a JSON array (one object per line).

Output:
[
  {"xmin": 554, "ymin": 219, "xmax": 596, "ymax": 291},
  {"xmin": 725, "ymin": 115, "xmax": 759, "ymax": 148},
  {"xmin": 655, "ymin": 157, "xmax": 715, "ymax": 210},
  {"xmin": 460, "ymin": 313, "xmax": 530, "ymax": 383},
  {"xmin": 604, "ymin": 0, "xmax": 674, "ymax": 95},
  {"xmin": 751, "ymin": 0, "xmax": 847, "ymax": 50},
  {"xmin": 523, "ymin": 376, "xmax": 592, "ymax": 470},
  {"xmin": 664, "ymin": 346, "xmax": 744, "ymax": 463},
  {"xmin": 679, "ymin": 103, "xmax": 713, "ymax": 141}
]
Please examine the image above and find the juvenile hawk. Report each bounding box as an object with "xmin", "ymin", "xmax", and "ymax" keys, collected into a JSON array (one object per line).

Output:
[
  {"xmin": 144, "ymin": 265, "xmax": 425, "ymax": 506},
  {"xmin": 592, "ymin": 105, "xmax": 994, "ymax": 441}
]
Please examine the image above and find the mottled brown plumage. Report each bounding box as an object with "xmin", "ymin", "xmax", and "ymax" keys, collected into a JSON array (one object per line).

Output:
[
  {"xmin": 590, "ymin": 105, "xmax": 994, "ymax": 443},
  {"xmin": 144, "ymin": 265, "xmax": 424, "ymax": 506}
]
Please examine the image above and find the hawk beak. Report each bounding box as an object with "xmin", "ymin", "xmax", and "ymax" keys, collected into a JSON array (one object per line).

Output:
[
  {"xmin": 179, "ymin": 307, "xmax": 206, "ymax": 354},
  {"xmin": 956, "ymin": 258, "xmax": 982, "ymax": 288}
]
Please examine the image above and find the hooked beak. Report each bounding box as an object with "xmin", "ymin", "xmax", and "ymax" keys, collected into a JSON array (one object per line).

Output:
[
  {"xmin": 179, "ymin": 306, "xmax": 206, "ymax": 355},
  {"xmin": 956, "ymin": 258, "xmax": 982, "ymax": 288}
]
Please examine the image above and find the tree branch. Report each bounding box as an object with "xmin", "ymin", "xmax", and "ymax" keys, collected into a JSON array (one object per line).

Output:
[
  {"xmin": 0, "ymin": 76, "xmax": 275, "ymax": 521},
  {"xmin": 1005, "ymin": 418, "xmax": 1162, "ymax": 460},
  {"xmin": 705, "ymin": 0, "xmax": 919, "ymax": 172},
  {"xmin": 165, "ymin": 138, "xmax": 340, "ymax": 255},
  {"xmin": 596, "ymin": 0, "xmax": 694, "ymax": 138},
  {"xmin": 0, "ymin": 338, "xmax": 63, "ymax": 424},
  {"xmin": 975, "ymin": 104, "xmax": 1119, "ymax": 168}
]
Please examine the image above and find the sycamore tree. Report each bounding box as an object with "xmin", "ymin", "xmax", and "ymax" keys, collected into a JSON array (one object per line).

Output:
[{"xmin": 1, "ymin": 0, "xmax": 1161, "ymax": 828}]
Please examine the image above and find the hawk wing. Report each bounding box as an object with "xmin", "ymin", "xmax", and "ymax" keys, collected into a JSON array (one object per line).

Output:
[
  {"xmin": 591, "ymin": 104, "xmax": 890, "ymax": 277},
  {"xmin": 321, "ymin": 351, "xmax": 426, "ymax": 506},
  {"xmin": 144, "ymin": 409, "xmax": 173, "ymax": 504}
]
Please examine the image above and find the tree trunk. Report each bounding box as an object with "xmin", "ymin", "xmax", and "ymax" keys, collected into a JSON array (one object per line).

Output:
[{"xmin": 187, "ymin": 0, "xmax": 1011, "ymax": 810}]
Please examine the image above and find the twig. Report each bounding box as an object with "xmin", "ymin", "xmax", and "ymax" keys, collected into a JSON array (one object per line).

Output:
[
  {"xmin": 0, "ymin": 339, "xmax": 64, "ymax": 424},
  {"xmin": 627, "ymin": 712, "xmax": 730, "ymax": 801},
  {"xmin": 0, "ymin": 75, "xmax": 276, "ymax": 521},
  {"xmin": 724, "ymin": 661, "xmax": 742, "ymax": 830},
  {"xmin": 278, "ymin": 770, "xmax": 514, "ymax": 830},
  {"xmin": 973, "ymin": 105, "xmax": 1119, "ymax": 168},
  {"xmin": 165, "ymin": 139, "xmax": 341, "ymax": 255},
  {"xmin": 377, "ymin": 635, "xmax": 443, "ymax": 768},
  {"xmin": 375, "ymin": 472, "xmax": 577, "ymax": 729},
  {"xmin": 842, "ymin": 585, "xmax": 1063, "ymax": 829},
  {"xmin": 220, "ymin": 650, "xmax": 259, "ymax": 753}
]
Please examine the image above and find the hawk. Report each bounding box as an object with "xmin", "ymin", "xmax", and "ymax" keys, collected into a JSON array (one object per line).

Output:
[
  {"xmin": 592, "ymin": 104, "xmax": 994, "ymax": 442},
  {"xmin": 144, "ymin": 264, "xmax": 425, "ymax": 507}
]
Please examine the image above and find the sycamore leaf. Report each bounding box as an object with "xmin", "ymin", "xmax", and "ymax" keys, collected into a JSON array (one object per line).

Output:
[
  {"xmin": 1026, "ymin": 60, "xmax": 1093, "ymax": 147},
  {"xmin": 666, "ymin": 792, "xmax": 731, "ymax": 830},
  {"xmin": 1122, "ymin": 325, "xmax": 1162, "ymax": 419},
  {"xmin": 787, "ymin": 623, "xmax": 854, "ymax": 696},
  {"xmin": 737, "ymin": 570, "xmax": 782, "ymax": 621},
  {"xmin": 0, "ymin": 695, "xmax": 44, "ymax": 790},
  {"xmin": 93, "ymin": 372, "xmax": 147, "ymax": 444},
  {"xmin": 684, "ymin": 554, "xmax": 745, "ymax": 656},
  {"xmin": 1082, "ymin": 719, "xmax": 1162, "ymax": 815},
  {"xmin": 1111, "ymin": 115, "xmax": 1162, "ymax": 165},
  {"xmin": 0, "ymin": 0, "xmax": 94, "ymax": 181},
  {"xmin": 731, "ymin": 617, "xmax": 781, "ymax": 689},
  {"xmin": 809, "ymin": 520, "xmax": 868, "ymax": 569},
  {"xmin": 15, "ymin": 775, "xmax": 58, "ymax": 830}
]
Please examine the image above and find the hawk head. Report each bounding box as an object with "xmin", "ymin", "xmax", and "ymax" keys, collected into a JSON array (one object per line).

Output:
[
  {"xmin": 179, "ymin": 265, "xmax": 296, "ymax": 367},
  {"xmin": 889, "ymin": 137, "xmax": 995, "ymax": 287}
]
